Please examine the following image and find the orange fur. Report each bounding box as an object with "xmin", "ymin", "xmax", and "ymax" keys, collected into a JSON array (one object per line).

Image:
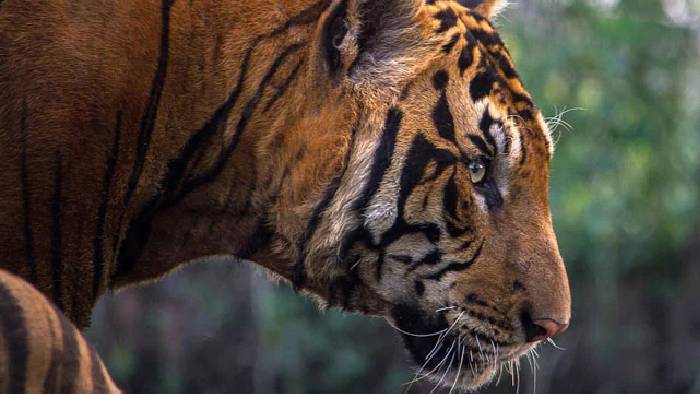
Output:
[{"xmin": 0, "ymin": 0, "xmax": 569, "ymax": 390}]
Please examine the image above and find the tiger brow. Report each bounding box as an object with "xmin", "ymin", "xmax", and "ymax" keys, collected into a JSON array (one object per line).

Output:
[{"xmin": 468, "ymin": 134, "xmax": 494, "ymax": 157}]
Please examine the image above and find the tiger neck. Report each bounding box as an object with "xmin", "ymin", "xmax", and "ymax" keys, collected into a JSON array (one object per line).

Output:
[{"xmin": 111, "ymin": 1, "xmax": 348, "ymax": 299}]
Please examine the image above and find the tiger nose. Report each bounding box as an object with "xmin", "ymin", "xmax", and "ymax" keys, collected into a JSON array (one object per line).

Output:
[{"xmin": 522, "ymin": 313, "xmax": 569, "ymax": 342}]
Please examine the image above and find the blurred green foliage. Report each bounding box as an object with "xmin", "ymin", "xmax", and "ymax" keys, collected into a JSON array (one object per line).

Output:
[{"xmin": 88, "ymin": 0, "xmax": 700, "ymax": 393}]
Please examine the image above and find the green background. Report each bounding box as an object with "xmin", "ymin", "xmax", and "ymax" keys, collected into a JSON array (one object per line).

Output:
[{"xmin": 87, "ymin": 0, "xmax": 700, "ymax": 392}]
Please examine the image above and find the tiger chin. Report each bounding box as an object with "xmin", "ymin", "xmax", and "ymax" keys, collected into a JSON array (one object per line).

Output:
[{"xmin": 0, "ymin": 0, "xmax": 570, "ymax": 391}]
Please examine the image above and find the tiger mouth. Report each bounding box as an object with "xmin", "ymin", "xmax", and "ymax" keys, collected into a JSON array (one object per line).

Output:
[{"xmin": 389, "ymin": 303, "xmax": 530, "ymax": 390}]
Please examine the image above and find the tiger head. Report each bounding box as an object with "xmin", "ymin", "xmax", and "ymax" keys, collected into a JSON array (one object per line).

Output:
[{"xmin": 259, "ymin": 0, "xmax": 571, "ymax": 390}]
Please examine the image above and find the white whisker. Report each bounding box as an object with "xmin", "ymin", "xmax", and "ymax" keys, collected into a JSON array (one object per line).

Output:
[
  {"xmin": 449, "ymin": 340, "xmax": 466, "ymax": 394},
  {"xmin": 496, "ymin": 362, "xmax": 504, "ymax": 385},
  {"xmin": 430, "ymin": 344, "xmax": 456, "ymax": 394},
  {"xmin": 406, "ymin": 338, "xmax": 457, "ymax": 388},
  {"xmin": 546, "ymin": 337, "xmax": 567, "ymax": 351},
  {"xmin": 491, "ymin": 340, "xmax": 498, "ymax": 370},
  {"xmin": 515, "ymin": 358, "xmax": 521, "ymax": 394},
  {"xmin": 385, "ymin": 319, "xmax": 447, "ymax": 338},
  {"xmin": 475, "ymin": 334, "xmax": 484, "ymax": 359}
]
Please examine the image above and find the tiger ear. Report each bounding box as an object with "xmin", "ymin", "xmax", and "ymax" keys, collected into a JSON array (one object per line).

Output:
[
  {"xmin": 339, "ymin": 0, "xmax": 440, "ymax": 95},
  {"xmin": 458, "ymin": 0, "xmax": 508, "ymax": 20}
]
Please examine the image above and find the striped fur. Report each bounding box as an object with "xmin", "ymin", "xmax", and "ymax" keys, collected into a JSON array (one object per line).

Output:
[
  {"xmin": 0, "ymin": 269, "xmax": 120, "ymax": 393},
  {"xmin": 0, "ymin": 0, "xmax": 570, "ymax": 390}
]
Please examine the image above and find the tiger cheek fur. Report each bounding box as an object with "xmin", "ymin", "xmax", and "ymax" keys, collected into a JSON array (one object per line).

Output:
[{"xmin": 0, "ymin": 0, "xmax": 570, "ymax": 391}]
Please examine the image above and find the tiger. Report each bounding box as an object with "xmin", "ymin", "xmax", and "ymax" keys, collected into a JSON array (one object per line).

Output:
[
  {"xmin": 0, "ymin": 0, "xmax": 571, "ymax": 391},
  {"xmin": 0, "ymin": 269, "xmax": 120, "ymax": 393}
]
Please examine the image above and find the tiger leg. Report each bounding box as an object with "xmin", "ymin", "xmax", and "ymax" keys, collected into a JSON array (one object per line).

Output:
[{"xmin": 0, "ymin": 269, "xmax": 120, "ymax": 394}]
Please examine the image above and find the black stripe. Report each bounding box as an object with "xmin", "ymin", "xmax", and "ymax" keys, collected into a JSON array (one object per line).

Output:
[
  {"xmin": 162, "ymin": 1, "xmax": 329, "ymax": 203},
  {"xmin": 479, "ymin": 178, "xmax": 504, "ymax": 210},
  {"xmin": 327, "ymin": 271, "xmax": 361, "ymax": 311},
  {"xmin": 263, "ymin": 59, "xmax": 304, "ymax": 113},
  {"xmin": 479, "ymin": 110, "xmax": 498, "ymax": 154},
  {"xmin": 57, "ymin": 306, "xmax": 79, "ymax": 394},
  {"xmin": 423, "ymin": 239, "xmax": 484, "ymax": 280},
  {"xmin": 121, "ymin": 0, "xmax": 173, "ymax": 229},
  {"xmin": 458, "ymin": 33, "xmax": 476, "ymax": 75},
  {"xmin": 337, "ymin": 227, "xmax": 375, "ymax": 266},
  {"xmin": 322, "ymin": 0, "xmax": 348, "ymax": 74},
  {"xmin": 237, "ymin": 161, "xmax": 294, "ymax": 260},
  {"xmin": 408, "ymin": 249, "xmax": 442, "ymax": 271},
  {"xmin": 457, "ymin": 238, "xmax": 473, "ymax": 252},
  {"xmin": 433, "ymin": 91, "xmax": 455, "ymax": 142},
  {"xmin": 398, "ymin": 134, "xmax": 455, "ymax": 219},
  {"xmin": 468, "ymin": 134, "xmax": 493, "ymax": 157},
  {"xmin": 444, "ymin": 172, "xmax": 471, "ymax": 237},
  {"xmin": 457, "ymin": 0, "xmax": 481, "ymax": 8},
  {"xmin": 470, "ymin": 26, "xmax": 500, "ymax": 47},
  {"xmin": 165, "ymin": 45, "xmax": 255, "ymax": 203},
  {"xmin": 0, "ymin": 280, "xmax": 28, "ymax": 393},
  {"xmin": 433, "ymin": 70, "xmax": 449, "ymax": 91},
  {"xmin": 469, "ymin": 62, "xmax": 498, "ymax": 102},
  {"xmin": 236, "ymin": 222, "xmax": 274, "ymax": 259},
  {"xmin": 93, "ymin": 112, "xmax": 122, "ymax": 301},
  {"xmin": 435, "ymin": 7, "xmax": 458, "ymax": 33},
  {"xmin": 292, "ymin": 124, "xmax": 359, "ymax": 291},
  {"xmin": 344, "ymin": 134, "xmax": 455, "ymax": 279},
  {"xmin": 115, "ymin": 2, "xmax": 329, "ymax": 279},
  {"xmin": 51, "ymin": 155, "xmax": 64, "ymax": 308},
  {"xmin": 115, "ymin": 39, "xmax": 255, "ymax": 279},
  {"xmin": 442, "ymin": 32, "xmax": 460, "ymax": 54},
  {"xmin": 352, "ymin": 108, "xmax": 403, "ymax": 213},
  {"xmin": 42, "ymin": 309, "xmax": 60, "ymax": 393},
  {"xmin": 19, "ymin": 101, "xmax": 36, "ymax": 283},
  {"xmin": 176, "ymin": 42, "xmax": 306, "ymax": 200},
  {"xmin": 269, "ymin": 0, "xmax": 332, "ymax": 37}
]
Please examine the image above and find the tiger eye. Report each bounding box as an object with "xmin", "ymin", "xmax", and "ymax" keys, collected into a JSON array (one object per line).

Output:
[{"xmin": 468, "ymin": 160, "xmax": 487, "ymax": 184}]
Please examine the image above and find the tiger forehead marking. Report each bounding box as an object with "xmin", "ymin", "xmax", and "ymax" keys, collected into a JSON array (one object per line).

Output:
[{"xmin": 426, "ymin": 1, "xmax": 553, "ymax": 163}]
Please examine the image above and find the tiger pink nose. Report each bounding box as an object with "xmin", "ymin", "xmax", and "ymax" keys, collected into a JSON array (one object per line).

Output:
[{"xmin": 530, "ymin": 318, "xmax": 569, "ymax": 342}]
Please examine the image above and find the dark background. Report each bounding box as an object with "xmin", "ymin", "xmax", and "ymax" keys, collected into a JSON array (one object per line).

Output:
[{"xmin": 86, "ymin": 0, "xmax": 700, "ymax": 392}]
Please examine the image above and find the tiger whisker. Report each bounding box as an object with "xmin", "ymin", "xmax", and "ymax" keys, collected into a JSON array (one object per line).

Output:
[
  {"xmin": 404, "ymin": 341, "xmax": 445, "ymax": 393},
  {"xmin": 491, "ymin": 340, "xmax": 497, "ymax": 370},
  {"xmin": 527, "ymin": 349, "xmax": 536, "ymax": 394},
  {"xmin": 496, "ymin": 361, "xmax": 504, "ymax": 385},
  {"xmin": 385, "ymin": 319, "xmax": 447, "ymax": 338},
  {"xmin": 405, "ymin": 336, "xmax": 457, "ymax": 389},
  {"xmin": 411, "ymin": 338, "xmax": 457, "ymax": 385},
  {"xmin": 430, "ymin": 342, "xmax": 457, "ymax": 394},
  {"xmin": 422, "ymin": 311, "xmax": 463, "ymax": 364},
  {"xmin": 474, "ymin": 334, "xmax": 484, "ymax": 359},
  {"xmin": 546, "ymin": 337, "xmax": 567, "ymax": 351},
  {"xmin": 448, "ymin": 339, "xmax": 466, "ymax": 394},
  {"xmin": 515, "ymin": 358, "xmax": 521, "ymax": 394},
  {"xmin": 545, "ymin": 106, "xmax": 584, "ymax": 145}
]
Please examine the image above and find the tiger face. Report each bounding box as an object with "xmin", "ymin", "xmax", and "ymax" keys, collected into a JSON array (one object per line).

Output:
[{"xmin": 279, "ymin": 0, "xmax": 571, "ymax": 390}]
